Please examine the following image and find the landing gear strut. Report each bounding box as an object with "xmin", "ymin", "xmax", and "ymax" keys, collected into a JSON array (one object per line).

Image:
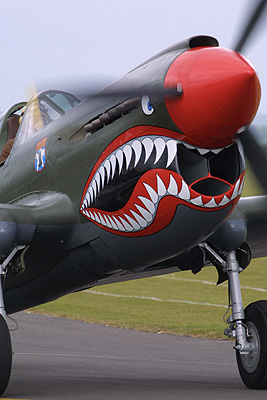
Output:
[{"xmin": 203, "ymin": 243, "xmax": 267, "ymax": 389}]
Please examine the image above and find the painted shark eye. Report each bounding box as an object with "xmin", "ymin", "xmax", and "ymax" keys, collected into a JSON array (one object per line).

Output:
[{"xmin": 141, "ymin": 95, "xmax": 154, "ymax": 115}]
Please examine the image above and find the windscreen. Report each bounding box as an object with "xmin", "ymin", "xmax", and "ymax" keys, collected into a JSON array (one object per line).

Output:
[{"xmin": 16, "ymin": 90, "xmax": 80, "ymax": 146}]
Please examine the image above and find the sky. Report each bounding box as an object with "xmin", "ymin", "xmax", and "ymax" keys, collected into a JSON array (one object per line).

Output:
[{"xmin": 0, "ymin": 0, "xmax": 266, "ymax": 121}]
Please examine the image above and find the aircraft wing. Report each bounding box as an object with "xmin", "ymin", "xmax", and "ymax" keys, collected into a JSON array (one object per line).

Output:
[{"xmin": 0, "ymin": 191, "xmax": 77, "ymax": 260}]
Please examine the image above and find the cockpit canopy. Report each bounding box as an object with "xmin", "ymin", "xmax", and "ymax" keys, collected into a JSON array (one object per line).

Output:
[{"xmin": 16, "ymin": 90, "xmax": 80, "ymax": 146}]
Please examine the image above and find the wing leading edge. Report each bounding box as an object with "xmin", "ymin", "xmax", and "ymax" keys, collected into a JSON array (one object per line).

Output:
[{"xmin": 222, "ymin": 195, "xmax": 267, "ymax": 260}]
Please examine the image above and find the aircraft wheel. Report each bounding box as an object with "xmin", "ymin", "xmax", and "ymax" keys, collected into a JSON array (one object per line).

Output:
[
  {"xmin": 236, "ymin": 300, "xmax": 267, "ymax": 389},
  {"xmin": 0, "ymin": 314, "xmax": 12, "ymax": 396}
]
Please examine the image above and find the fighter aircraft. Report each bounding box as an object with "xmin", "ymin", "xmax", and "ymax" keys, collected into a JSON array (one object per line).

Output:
[{"xmin": 0, "ymin": 0, "xmax": 267, "ymax": 395}]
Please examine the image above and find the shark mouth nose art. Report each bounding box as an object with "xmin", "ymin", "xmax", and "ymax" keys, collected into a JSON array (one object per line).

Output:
[{"xmin": 80, "ymin": 126, "xmax": 244, "ymax": 236}]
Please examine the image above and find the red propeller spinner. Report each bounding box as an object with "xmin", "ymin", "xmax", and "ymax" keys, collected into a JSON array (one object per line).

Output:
[{"xmin": 164, "ymin": 47, "xmax": 261, "ymax": 149}]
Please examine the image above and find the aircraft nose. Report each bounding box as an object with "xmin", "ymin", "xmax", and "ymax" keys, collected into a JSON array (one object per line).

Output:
[{"xmin": 164, "ymin": 47, "xmax": 261, "ymax": 148}]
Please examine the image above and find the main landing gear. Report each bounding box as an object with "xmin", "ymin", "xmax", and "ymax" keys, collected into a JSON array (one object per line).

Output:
[
  {"xmin": 0, "ymin": 314, "xmax": 12, "ymax": 397},
  {"xmin": 203, "ymin": 243, "xmax": 267, "ymax": 389},
  {"xmin": 0, "ymin": 245, "xmax": 26, "ymax": 397},
  {"xmin": 0, "ymin": 266, "xmax": 12, "ymax": 397},
  {"xmin": 236, "ymin": 300, "xmax": 267, "ymax": 389}
]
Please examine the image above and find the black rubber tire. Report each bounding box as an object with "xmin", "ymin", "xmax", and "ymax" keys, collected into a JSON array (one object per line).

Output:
[
  {"xmin": 0, "ymin": 314, "xmax": 12, "ymax": 396},
  {"xmin": 236, "ymin": 300, "xmax": 267, "ymax": 389}
]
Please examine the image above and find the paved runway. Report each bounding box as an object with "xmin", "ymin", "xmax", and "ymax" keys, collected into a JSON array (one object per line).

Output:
[{"xmin": 2, "ymin": 312, "xmax": 266, "ymax": 399}]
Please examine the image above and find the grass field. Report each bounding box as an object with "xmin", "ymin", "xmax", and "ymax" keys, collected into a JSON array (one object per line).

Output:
[
  {"xmin": 30, "ymin": 258, "xmax": 267, "ymax": 339},
  {"xmin": 30, "ymin": 165, "xmax": 267, "ymax": 339}
]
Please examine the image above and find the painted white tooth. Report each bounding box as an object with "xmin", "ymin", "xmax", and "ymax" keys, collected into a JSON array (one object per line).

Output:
[
  {"xmin": 236, "ymin": 126, "xmax": 246, "ymax": 134},
  {"xmin": 183, "ymin": 142, "xmax": 195, "ymax": 150},
  {"xmin": 204, "ymin": 197, "xmax": 218, "ymax": 208},
  {"xmin": 88, "ymin": 211, "xmax": 94, "ymax": 219},
  {"xmin": 113, "ymin": 216, "xmax": 125, "ymax": 231},
  {"xmin": 94, "ymin": 212, "xmax": 101, "ymax": 223},
  {"xmin": 85, "ymin": 191, "xmax": 91, "ymax": 207},
  {"xmin": 219, "ymin": 195, "xmax": 230, "ymax": 206},
  {"xmin": 85, "ymin": 191, "xmax": 90, "ymax": 202},
  {"xmin": 118, "ymin": 216, "xmax": 134, "ymax": 232},
  {"xmin": 92, "ymin": 179, "xmax": 97, "ymax": 199},
  {"xmin": 116, "ymin": 149, "xmax": 123, "ymax": 174},
  {"xmin": 138, "ymin": 196, "xmax": 155, "ymax": 214},
  {"xmin": 84, "ymin": 210, "xmax": 89, "ymax": 218},
  {"xmin": 231, "ymin": 179, "xmax": 240, "ymax": 199},
  {"xmin": 99, "ymin": 165, "xmax": 105, "ymax": 188},
  {"xmin": 124, "ymin": 213, "xmax": 140, "ymax": 230},
  {"xmin": 238, "ymin": 177, "xmax": 245, "ymax": 196},
  {"xmin": 142, "ymin": 137, "xmax": 154, "ymax": 163},
  {"xmin": 178, "ymin": 180, "xmax": 190, "ymax": 200},
  {"xmin": 95, "ymin": 172, "xmax": 101, "ymax": 193},
  {"xmin": 190, "ymin": 196, "xmax": 203, "ymax": 206},
  {"xmin": 166, "ymin": 140, "xmax": 177, "ymax": 168},
  {"xmin": 154, "ymin": 137, "xmax": 166, "ymax": 164},
  {"xmin": 98, "ymin": 213, "xmax": 106, "ymax": 226},
  {"xmin": 135, "ymin": 204, "xmax": 153, "ymax": 222},
  {"xmin": 89, "ymin": 186, "xmax": 94, "ymax": 203},
  {"xmin": 210, "ymin": 148, "xmax": 223, "ymax": 155},
  {"xmin": 90, "ymin": 211, "xmax": 95, "ymax": 221},
  {"xmin": 130, "ymin": 210, "xmax": 148, "ymax": 228},
  {"xmin": 132, "ymin": 140, "xmax": 142, "ymax": 167},
  {"xmin": 143, "ymin": 182, "xmax": 158, "ymax": 204},
  {"xmin": 108, "ymin": 215, "xmax": 119, "ymax": 230},
  {"xmin": 104, "ymin": 159, "xmax": 111, "ymax": 183},
  {"xmin": 197, "ymin": 148, "xmax": 210, "ymax": 155},
  {"xmin": 110, "ymin": 154, "xmax": 117, "ymax": 179},
  {"xmin": 156, "ymin": 174, "xmax": 166, "ymax": 196},
  {"xmin": 104, "ymin": 214, "xmax": 112, "ymax": 228},
  {"xmin": 167, "ymin": 174, "xmax": 178, "ymax": 196},
  {"xmin": 123, "ymin": 145, "xmax": 132, "ymax": 170}
]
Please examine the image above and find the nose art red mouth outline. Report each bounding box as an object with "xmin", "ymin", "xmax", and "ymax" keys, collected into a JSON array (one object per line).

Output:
[{"xmin": 80, "ymin": 126, "xmax": 244, "ymax": 237}]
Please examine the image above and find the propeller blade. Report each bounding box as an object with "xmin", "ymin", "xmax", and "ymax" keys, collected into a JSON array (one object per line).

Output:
[
  {"xmin": 37, "ymin": 77, "xmax": 183, "ymax": 103},
  {"xmin": 76, "ymin": 84, "xmax": 183, "ymax": 101},
  {"xmin": 239, "ymin": 127, "xmax": 267, "ymax": 193},
  {"xmin": 234, "ymin": 0, "xmax": 267, "ymax": 53}
]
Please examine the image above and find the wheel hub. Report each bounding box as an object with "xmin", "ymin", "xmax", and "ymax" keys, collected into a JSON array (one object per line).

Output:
[{"xmin": 240, "ymin": 321, "xmax": 260, "ymax": 373}]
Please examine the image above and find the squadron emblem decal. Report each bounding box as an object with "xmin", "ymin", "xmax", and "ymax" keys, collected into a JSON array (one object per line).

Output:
[{"xmin": 35, "ymin": 137, "xmax": 47, "ymax": 172}]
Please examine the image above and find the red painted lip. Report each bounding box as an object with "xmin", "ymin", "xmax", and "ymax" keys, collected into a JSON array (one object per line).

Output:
[
  {"xmin": 164, "ymin": 47, "xmax": 261, "ymax": 148},
  {"xmin": 80, "ymin": 126, "xmax": 244, "ymax": 237}
]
